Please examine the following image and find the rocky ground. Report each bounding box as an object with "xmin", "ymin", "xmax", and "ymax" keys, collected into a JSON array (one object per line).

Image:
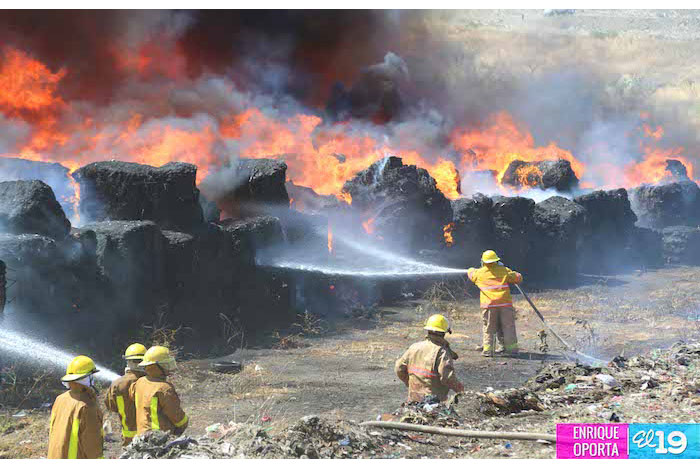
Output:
[{"xmin": 1, "ymin": 264, "xmax": 698, "ymax": 459}]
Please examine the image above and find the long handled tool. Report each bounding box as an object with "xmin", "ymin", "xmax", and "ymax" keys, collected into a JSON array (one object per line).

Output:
[
  {"xmin": 514, "ymin": 283, "xmax": 606, "ymax": 365},
  {"xmin": 360, "ymin": 421, "xmax": 556, "ymax": 443}
]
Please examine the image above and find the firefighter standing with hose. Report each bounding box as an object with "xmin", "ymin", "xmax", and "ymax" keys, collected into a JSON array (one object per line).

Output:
[
  {"xmin": 467, "ymin": 250, "xmax": 523, "ymax": 357},
  {"xmin": 130, "ymin": 346, "xmax": 188, "ymax": 436},
  {"xmin": 104, "ymin": 343, "xmax": 146, "ymax": 446},
  {"xmin": 47, "ymin": 356, "xmax": 104, "ymax": 459}
]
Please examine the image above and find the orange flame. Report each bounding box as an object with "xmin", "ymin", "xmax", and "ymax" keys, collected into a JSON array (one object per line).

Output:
[
  {"xmin": 362, "ymin": 217, "xmax": 375, "ymax": 235},
  {"xmin": 327, "ymin": 223, "xmax": 333, "ymax": 254},
  {"xmin": 3, "ymin": 46, "xmax": 700, "ymax": 218},
  {"xmin": 515, "ymin": 165, "xmax": 543, "ymax": 188},
  {"xmin": 443, "ymin": 222, "xmax": 455, "ymax": 247},
  {"xmin": 337, "ymin": 191, "xmax": 352, "ymax": 205},
  {"xmin": 450, "ymin": 112, "xmax": 584, "ymax": 185}
]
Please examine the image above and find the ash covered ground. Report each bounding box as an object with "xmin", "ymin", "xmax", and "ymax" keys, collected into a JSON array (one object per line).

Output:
[{"xmin": 2, "ymin": 265, "xmax": 698, "ymax": 459}]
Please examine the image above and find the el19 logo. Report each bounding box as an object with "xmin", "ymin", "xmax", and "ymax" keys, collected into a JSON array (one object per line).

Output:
[
  {"xmin": 629, "ymin": 424, "xmax": 699, "ymax": 459},
  {"xmin": 631, "ymin": 429, "xmax": 687, "ymax": 454}
]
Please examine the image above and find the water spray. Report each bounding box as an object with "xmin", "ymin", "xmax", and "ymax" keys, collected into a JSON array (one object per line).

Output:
[
  {"xmin": 0, "ymin": 328, "xmax": 120, "ymax": 382},
  {"xmin": 514, "ymin": 284, "xmax": 607, "ymax": 366}
]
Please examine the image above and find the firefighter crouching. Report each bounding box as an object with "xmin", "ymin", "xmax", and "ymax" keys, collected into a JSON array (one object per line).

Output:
[
  {"xmin": 48, "ymin": 356, "xmax": 104, "ymax": 459},
  {"xmin": 130, "ymin": 346, "xmax": 188, "ymax": 436},
  {"xmin": 395, "ymin": 314, "xmax": 465, "ymax": 402},
  {"xmin": 467, "ymin": 250, "xmax": 523, "ymax": 357},
  {"xmin": 104, "ymin": 343, "xmax": 146, "ymax": 445}
]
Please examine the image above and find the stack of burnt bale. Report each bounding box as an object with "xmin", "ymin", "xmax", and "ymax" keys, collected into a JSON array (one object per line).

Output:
[
  {"xmin": 0, "ymin": 179, "xmax": 90, "ymax": 319},
  {"xmin": 447, "ymin": 162, "xmax": 661, "ymax": 283},
  {"xmin": 629, "ymin": 159, "xmax": 700, "ymax": 265},
  {"xmin": 72, "ymin": 159, "xmax": 294, "ymax": 339}
]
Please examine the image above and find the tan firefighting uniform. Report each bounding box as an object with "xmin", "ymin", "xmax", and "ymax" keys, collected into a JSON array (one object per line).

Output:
[
  {"xmin": 48, "ymin": 386, "xmax": 104, "ymax": 459},
  {"xmin": 130, "ymin": 375, "xmax": 188, "ymax": 435},
  {"xmin": 467, "ymin": 263, "xmax": 523, "ymax": 353},
  {"xmin": 104, "ymin": 371, "xmax": 140, "ymax": 445},
  {"xmin": 394, "ymin": 334, "xmax": 462, "ymax": 402}
]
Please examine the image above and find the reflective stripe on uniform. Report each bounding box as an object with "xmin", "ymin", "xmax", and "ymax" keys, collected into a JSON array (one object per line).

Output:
[
  {"xmin": 484, "ymin": 302, "xmax": 513, "ymax": 308},
  {"xmin": 174, "ymin": 414, "xmax": 188, "ymax": 428},
  {"xmin": 480, "ymin": 285, "xmax": 510, "ymax": 290},
  {"xmin": 408, "ymin": 366, "xmax": 437, "ymax": 378},
  {"xmin": 68, "ymin": 415, "xmax": 80, "ymax": 459},
  {"xmin": 150, "ymin": 396, "xmax": 160, "ymax": 430},
  {"xmin": 115, "ymin": 395, "xmax": 136, "ymax": 437}
]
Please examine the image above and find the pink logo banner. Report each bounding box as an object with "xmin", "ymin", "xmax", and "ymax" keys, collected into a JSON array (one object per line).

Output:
[{"xmin": 557, "ymin": 424, "xmax": 629, "ymax": 459}]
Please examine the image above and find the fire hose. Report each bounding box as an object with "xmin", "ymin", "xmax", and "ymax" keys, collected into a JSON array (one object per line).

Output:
[
  {"xmin": 514, "ymin": 283, "xmax": 605, "ymax": 365},
  {"xmin": 360, "ymin": 421, "xmax": 556, "ymax": 443}
]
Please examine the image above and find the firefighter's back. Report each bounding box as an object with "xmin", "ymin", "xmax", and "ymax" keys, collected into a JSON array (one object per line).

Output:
[
  {"xmin": 132, "ymin": 375, "xmax": 187, "ymax": 435},
  {"xmin": 48, "ymin": 389, "xmax": 102, "ymax": 459}
]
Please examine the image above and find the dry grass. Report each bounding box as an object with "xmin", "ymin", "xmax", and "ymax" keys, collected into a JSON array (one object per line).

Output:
[{"xmin": 0, "ymin": 411, "xmax": 49, "ymax": 459}]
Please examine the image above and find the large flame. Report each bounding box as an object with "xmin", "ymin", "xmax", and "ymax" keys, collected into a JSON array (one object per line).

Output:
[
  {"xmin": 450, "ymin": 112, "xmax": 584, "ymax": 185},
  {"xmin": 0, "ymin": 45, "xmax": 698, "ymax": 217}
]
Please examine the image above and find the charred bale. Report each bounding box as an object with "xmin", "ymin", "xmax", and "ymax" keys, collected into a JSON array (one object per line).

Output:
[
  {"xmin": 222, "ymin": 216, "xmax": 292, "ymax": 331},
  {"xmin": 501, "ymin": 159, "xmax": 579, "ymax": 192},
  {"xmin": 0, "ymin": 157, "xmax": 75, "ymax": 215},
  {"xmin": 326, "ymin": 52, "xmax": 407, "ymax": 123},
  {"xmin": 661, "ymin": 226, "xmax": 700, "ymax": 265},
  {"xmin": 342, "ymin": 156, "xmax": 452, "ymax": 252},
  {"xmin": 448, "ymin": 194, "xmax": 494, "ymax": 267},
  {"xmin": 530, "ymin": 196, "xmax": 589, "ymax": 283},
  {"xmin": 664, "ymin": 159, "xmax": 690, "ymax": 182},
  {"xmin": 82, "ymin": 220, "xmax": 166, "ymax": 316},
  {"xmin": 0, "ymin": 180, "xmax": 71, "ymax": 240},
  {"xmin": 574, "ymin": 189, "xmax": 637, "ymax": 274},
  {"xmin": 629, "ymin": 181, "xmax": 700, "ymax": 229},
  {"xmin": 627, "ymin": 226, "xmax": 663, "ymax": 269},
  {"xmin": 74, "ymin": 161, "xmax": 203, "ymax": 231},
  {"xmin": 0, "ymin": 233, "xmax": 67, "ymax": 314},
  {"xmin": 286, "ymin": 181, "xmax": 344, "ymax": 214},
  {"xmin": 203, "ymin": 158, "xmax": 289, "ymax": 219},
  {"xmin": 199, "ymin": 193, "xmax": 221, "ymax": 223},
  {"xmin": 162, "ymin": 230, "xmax": 196, "ymax": 297},
  {"xmin": 491, "ymin": 196, "xmax": 535, "ymax": 272}
]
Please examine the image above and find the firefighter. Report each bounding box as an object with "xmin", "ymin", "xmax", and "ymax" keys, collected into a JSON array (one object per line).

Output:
[
  {"xmin": 467, "ymin": 250, "xmax": 523, "ymax": 357},
  {"xmin": 130, "ymin": 346, "xmax": 188, "ymax": 436},
  {"xmin": 104, "ymin": 343, "xmax": 146, "ymax": 446},
  {"xmin": 48, "ymin": 356, "xmax": 104, "ymax": 459},
  {"xmin": 394, "ymin": 314, "xmax": 464, "ymax": 402}
]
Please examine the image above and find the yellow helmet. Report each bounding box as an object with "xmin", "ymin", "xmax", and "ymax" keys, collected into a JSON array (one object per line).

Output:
[
  {"xmin": 124, "ymin": 343, "xmax": 147, "ymax": 361},
  {"xmin": 424, "ymin": 314, "xmax": 450, "ymax": 333},
  {"xmin": 61, "ymin": 355, "xmax": 98, "ymax": 382},
  {"xmin": 481, "ymin": 250, "xmax": 500, "ymax": 264},
  {"xmin": 139, "ymin": 346, "xmax": 176, "ymax": 370}
]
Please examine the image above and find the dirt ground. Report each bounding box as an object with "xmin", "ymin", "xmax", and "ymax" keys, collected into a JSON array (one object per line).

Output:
[{"xmin": 3, "ymin": 264, "xmax": 697, "ymax": 459}]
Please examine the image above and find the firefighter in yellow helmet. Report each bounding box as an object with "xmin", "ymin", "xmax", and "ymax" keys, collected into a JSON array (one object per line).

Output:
[
  {"xmin": 104, "ymin": 343, "xmax": 146, "ymax": 445},
  {"xmin": 467, "ymin": 250, "xmax": 523, "ymax": 357},
  {"xmin": 394, "ymin": 314, "xmax": 464, "ymax": 402},
  {"xmin": 130, "ymin": 346, "xmax": 188, "ymax": 436},
  {"xmin": 48, "ymin": 356, "xmax": 104, "ymax": 459}
]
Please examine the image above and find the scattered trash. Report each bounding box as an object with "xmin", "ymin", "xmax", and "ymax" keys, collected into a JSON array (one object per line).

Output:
[
  {"xmin": 595, "ymin": 374, "xmax": 619, "ymax": 388},
  {"xmin": 261, "ymin": 416, "xmax": 271, "ymax": 423},
  {"xmin": 206, "ymin": 423, "xmax": 222, "ymax": 433},
  {"xmin": 564, "ymin": 383, "xmax": 577, "ymax": 392},
  {"xmin": 504, "ymin": 442, "xmax": 513, "ymax": 449},
  {"xmin": 12, "ymin": 410, "xmax": 27, "ymax": 418},
  {"xmin": 339, "ymin": 438, "xmax": 351, "ymax": 446}
]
